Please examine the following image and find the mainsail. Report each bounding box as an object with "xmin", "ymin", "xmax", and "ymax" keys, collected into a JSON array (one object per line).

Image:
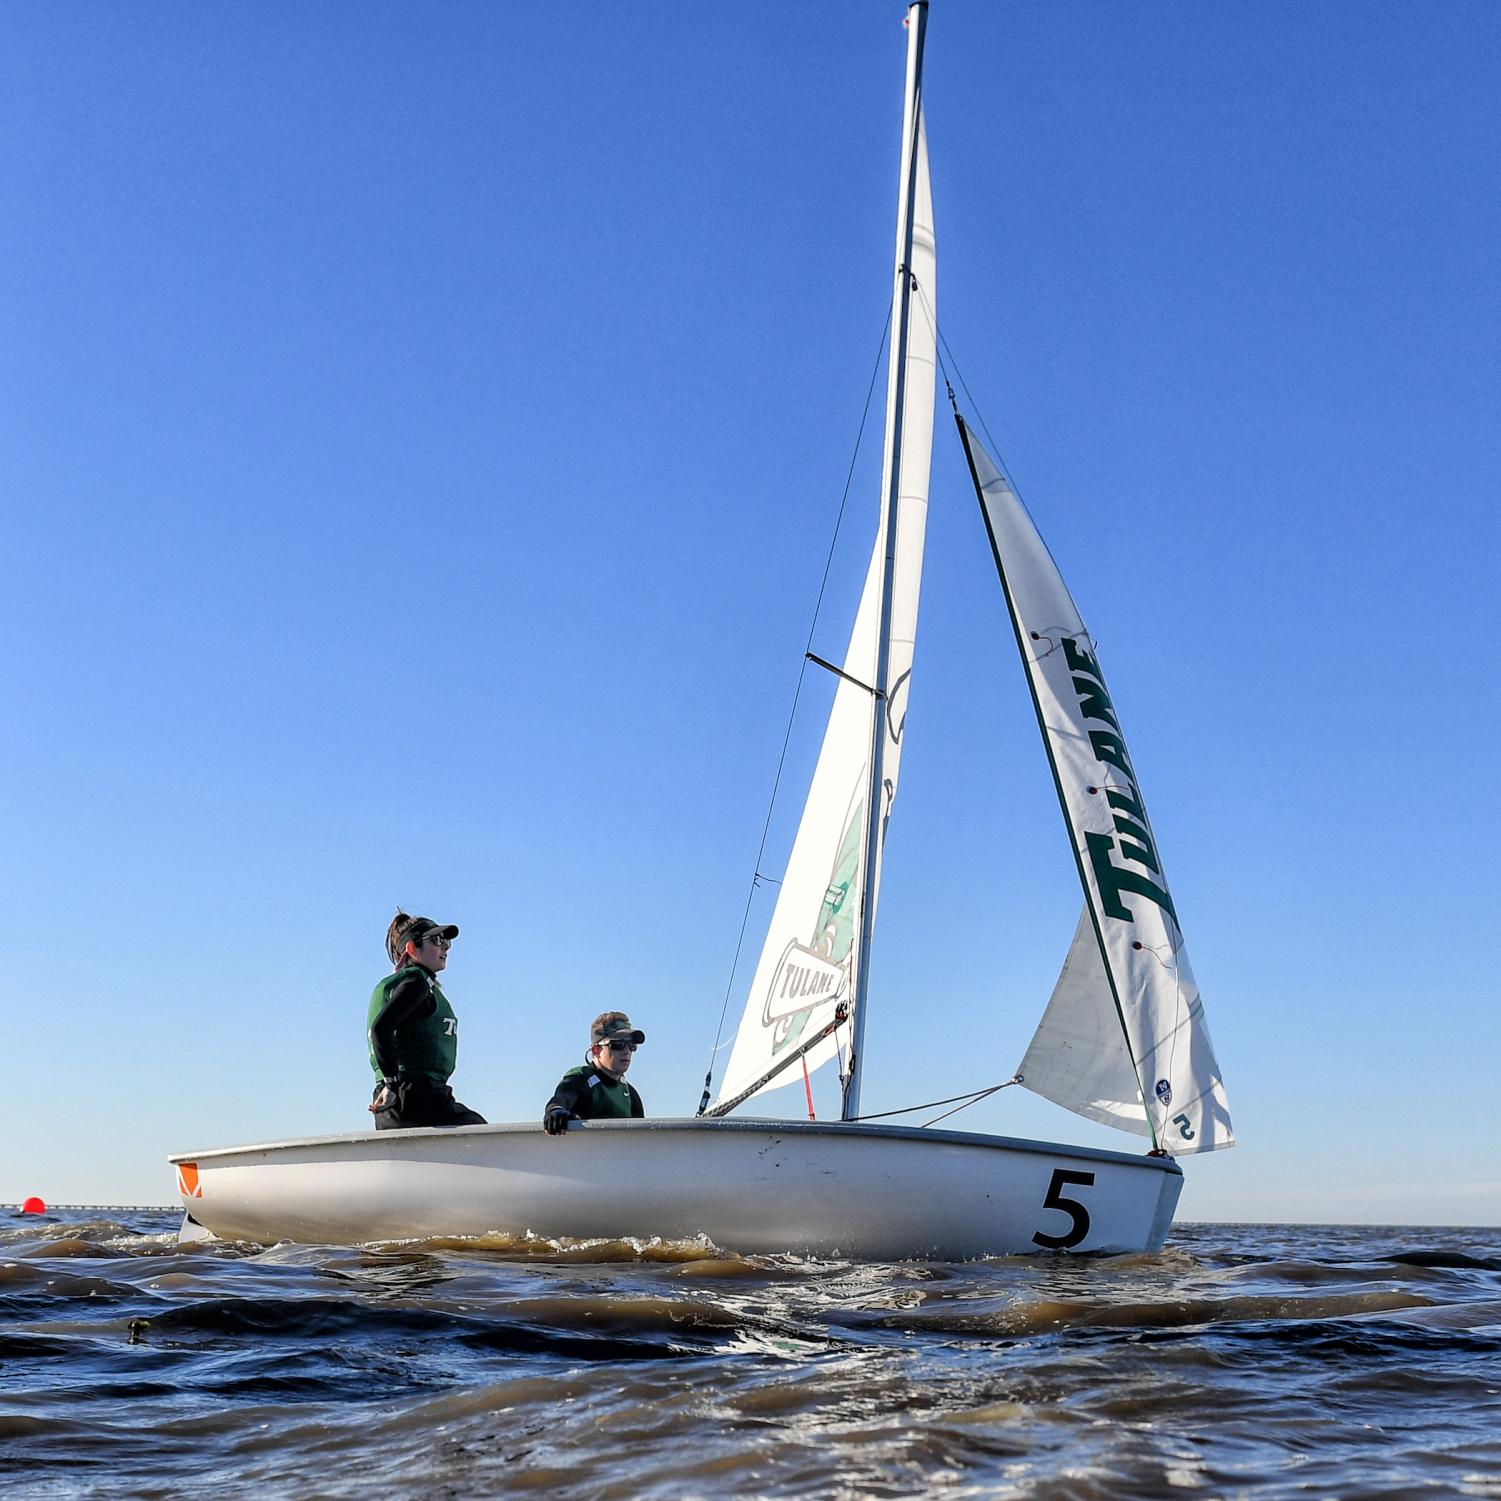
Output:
[
  {"xmin": 711, "ymin": 110, "xmax": 937, "ymax": 1115},
  {"xmin": 957, "ymin": 419, "xmax": 1234, "ymax": 1154}
]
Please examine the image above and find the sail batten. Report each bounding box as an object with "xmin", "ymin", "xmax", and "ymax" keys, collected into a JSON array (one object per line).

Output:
[{"xmin": 957, "ymin": 419, "xmax": 1235, "ymax": 1156}]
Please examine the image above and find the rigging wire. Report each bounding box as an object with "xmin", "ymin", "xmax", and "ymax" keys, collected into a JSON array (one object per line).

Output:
[
  {"xmin": 847, "ymin": 1074, "xmax": 1023, "ymax": 1127},
  {"xmin": 695, "ymin": 305, "xmax": 895, "ymax": 1117},
  {"xmin": 912, "ymin": 280, "xmax": 1016, "ymax": 495},
  {"xmin": 913, "ymin": 279, "xmax": 1044, "ymax": 520}
]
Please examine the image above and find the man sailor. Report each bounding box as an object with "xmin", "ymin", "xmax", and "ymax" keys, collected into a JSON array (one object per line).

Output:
[{"xmin": 542, "ymin": 1011, "xmax": 646, "ymax": 1134}]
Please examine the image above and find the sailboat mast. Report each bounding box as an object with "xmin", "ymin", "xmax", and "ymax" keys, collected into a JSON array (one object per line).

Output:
[{"xmin": 843, "ymin": 0, "xmax": 928, "ymax": 1123}]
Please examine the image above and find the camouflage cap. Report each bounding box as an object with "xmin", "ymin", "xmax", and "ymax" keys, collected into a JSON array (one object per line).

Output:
[{"xmin": 591, "ymin": 1010, "xmax": 645, "ymax": 1045}]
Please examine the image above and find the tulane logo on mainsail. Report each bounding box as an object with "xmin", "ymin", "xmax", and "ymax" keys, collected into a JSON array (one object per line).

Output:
[
  {"xmin": 763, "ymin": 794, "xmax": 862, "ymax": 1054},
  {"xmin": 1061, "ymin": 636, "xmax": 1178, "ymax": 928},
  {"xmin": 764, "ymin": 941, "xmax": 846, "ymax": 1041}
]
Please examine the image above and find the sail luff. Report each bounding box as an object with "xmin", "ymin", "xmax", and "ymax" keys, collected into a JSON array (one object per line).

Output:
[{"xmin": 843, "ymin": 0, "xmax": 930, "ymax": 1122}]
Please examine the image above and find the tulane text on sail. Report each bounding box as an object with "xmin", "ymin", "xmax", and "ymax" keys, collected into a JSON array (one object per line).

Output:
[
  {"xmin": 763, "ymin": 942, "xmax": 846, "ymax": 1023},
  {"xmin": 1061, "ymin": 636, "xmax": 1177, "ymax": 928}
]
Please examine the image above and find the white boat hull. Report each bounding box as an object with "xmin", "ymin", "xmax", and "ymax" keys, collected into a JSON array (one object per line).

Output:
[{"xmin": 171, "ymin": 1118, "xmax": 1182, "ymax": 1258}]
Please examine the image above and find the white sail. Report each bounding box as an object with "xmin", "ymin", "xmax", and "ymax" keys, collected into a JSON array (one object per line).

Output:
[
  {"xmin": 712, "ymin": 116, "xmax": 937, "ymax": 1114},
  {"xmin": 1018, "ymin": 907, "xmax": 1159, "ymax": 1136},
  {"xmin": 959, "ymin": 423, "xmax": 1235, "ymax": 1155}
]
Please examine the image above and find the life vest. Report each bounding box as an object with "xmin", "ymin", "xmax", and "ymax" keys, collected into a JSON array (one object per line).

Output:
[
  {"xmin": 558, "ymin": 1064, "xmax": 641, "ymax": 1119},
  {"xmin": 366, "ymin": 964, "xmax": 458, "ymax": 1083}
]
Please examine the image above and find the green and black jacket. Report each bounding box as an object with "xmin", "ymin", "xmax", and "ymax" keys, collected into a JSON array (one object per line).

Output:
[{"xmin": 546, "ymin": 1063, "xmax": 645, "ymax": 1122}]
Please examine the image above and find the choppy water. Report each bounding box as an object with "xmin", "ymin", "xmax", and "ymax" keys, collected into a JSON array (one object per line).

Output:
[{"xmin": 2, "ymin": 1211, "xmax": 1498, "ymax": 1499}]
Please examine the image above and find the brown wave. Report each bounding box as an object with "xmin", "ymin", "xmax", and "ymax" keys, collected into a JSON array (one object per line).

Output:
[
  {"xmin": 854, "ymin": 1287, "xmax": 1436, "ymax": 1335},
  {"xmin": 360, "ymin": 1230, "xmax": 753, "ymax": 1264}
]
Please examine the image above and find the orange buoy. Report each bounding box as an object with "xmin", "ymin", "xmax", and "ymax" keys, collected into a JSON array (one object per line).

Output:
[{"xmin": 21, "ymin": 1196, "xmax": 46, "ymax": 1215}]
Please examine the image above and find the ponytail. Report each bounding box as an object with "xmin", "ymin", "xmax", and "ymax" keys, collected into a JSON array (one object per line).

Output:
[{"xmin": 386, "ymin": 910, "xmax": 416, "ymax": 967}]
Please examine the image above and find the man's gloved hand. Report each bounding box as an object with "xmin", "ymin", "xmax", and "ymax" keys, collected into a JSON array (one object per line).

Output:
[{"xmin": 543, "ymin": 1106, "xmax": 573, "ymax": 1136}]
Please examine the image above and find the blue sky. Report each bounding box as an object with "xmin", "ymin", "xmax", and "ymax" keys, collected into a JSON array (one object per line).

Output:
[{"xmin": 4, "ymin": 1, "xmax": 1497, "ymax": 1224}]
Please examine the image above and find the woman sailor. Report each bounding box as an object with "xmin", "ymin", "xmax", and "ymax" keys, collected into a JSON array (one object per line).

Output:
[{"xmin": 367, "ymin": 912, "xmax": 486, "ymax": 1129}]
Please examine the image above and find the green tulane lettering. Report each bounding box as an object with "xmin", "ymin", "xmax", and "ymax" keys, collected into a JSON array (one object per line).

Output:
[
  {"xmin": 1088, "ymin": 728, "xmax": 1136, "ymax": 780},
  {"xmin": 1063, "ymin": 636, "xmax": 1128, "ymax": 766},
  {"xmin": 1062, "ymin": 637, "xmax": 1101, "ymax": 679},
  {"xmin": 1061, "ymin": 640, "xmax": 1118, "ymax": 731},
  {"xmin": 1086, "ymin": 831, "xmax": 1178, "ymax": 924},
  {"xmin": 1104, "ymin": 782, "xmax": 1163, "ymax": 870},
  {"xmin": 1072, "ymin": 676, "xmax": 1119, "ymax": 731},
  {"xmin": 1110, "ymin": 815, "xmax": 1161, "ymax": 874}
]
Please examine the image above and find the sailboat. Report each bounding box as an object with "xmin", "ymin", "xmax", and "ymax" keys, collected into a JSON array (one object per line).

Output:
[{"xmin": 171, "ymin": 4, "xmax": 1232, "ymax": 1258}]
